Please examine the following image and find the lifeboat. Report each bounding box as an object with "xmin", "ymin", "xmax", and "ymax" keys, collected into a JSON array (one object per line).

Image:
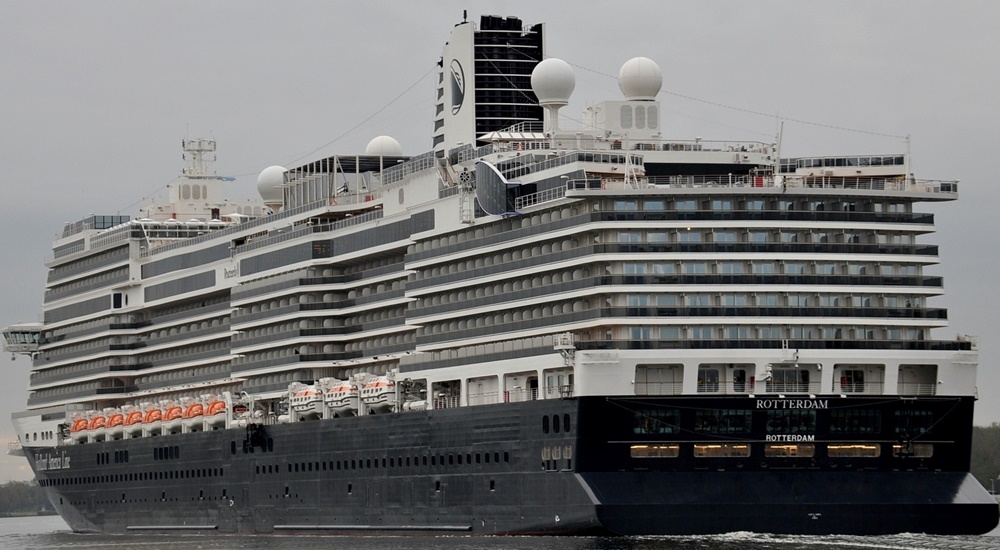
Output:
[
  {"xmin": 87, "ymin": 413, "xmax": 108, "ymax": 441},
  {"xmin": 124, "ymin": 409, "xmax": 144, "ymax": 436},
  {"xmin": 361, "ymin": 375, "xmax": 396, "ymax": 413},
  {"xmin": 290, "ymin": 382, "xmax": 323, "ymax": 419},
  {"xmin": 204, "ymin": 399, "xmax": 227, "ymax": 428},
  {"xmin": 163, "ymin": 404, "xmax": 184, "ymax": 432},
  {"xmin": 182, "ymin": 401, "xmax": 205, "ymax": 431},
  {"xmin": 142, "ymin": 405, "xmax": 163, "ymax": 435},
  {"xmin": 325, "ymin": 380, "xmax": 359, "ymax": 416},
  {"xmin": 106, "ymin": 411, "xmax": 125, "ymax": 439},
  {"xmin": 70, "ymin": 416, "xmax": 89, "ymax": 443}
]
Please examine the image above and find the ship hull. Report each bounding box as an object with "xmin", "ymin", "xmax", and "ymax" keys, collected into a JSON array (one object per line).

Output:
[{"xmin": 27, "ymin": 396, "xmax": 999, "ymax": 536}]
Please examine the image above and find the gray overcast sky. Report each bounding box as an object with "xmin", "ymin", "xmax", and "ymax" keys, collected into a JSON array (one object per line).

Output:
[{"xmin": 1, "ymin": 1, "xmax": 998, "ymax": 481}]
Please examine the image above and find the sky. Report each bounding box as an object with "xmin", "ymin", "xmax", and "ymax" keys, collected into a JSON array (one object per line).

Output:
[{"xmin": 1, "ymin": 1, "xmax": 998, "ymax": 481}]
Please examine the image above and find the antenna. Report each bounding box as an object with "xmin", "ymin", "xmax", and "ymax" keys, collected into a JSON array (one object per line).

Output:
[{"xmin": 180, "ymin": 138, "xmax": 218, "ymax": 179}]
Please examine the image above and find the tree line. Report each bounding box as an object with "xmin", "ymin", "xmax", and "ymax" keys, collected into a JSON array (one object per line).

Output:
[{"xmin": 0, "ymin": 481, "xmax": 53, "ymax": 516}]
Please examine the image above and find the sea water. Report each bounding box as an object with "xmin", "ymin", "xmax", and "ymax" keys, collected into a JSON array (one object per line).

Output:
[{"xmin": 2, "ymin": 515, "xmax": 1000, "ymax": 550}]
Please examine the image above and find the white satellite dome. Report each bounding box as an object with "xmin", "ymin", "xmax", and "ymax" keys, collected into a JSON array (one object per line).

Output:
[
  {"xmin": 531, "ymin": 58, "xmax": 575, "ymax": 107},
  {"xmin": 257, "ymin": 165, "xmax": 287, "ymax": 203},
  {"xmin": 618, "ymin": 57, "xmax": 662, "ymax": 101},
  {"xmin": 365, "ymin": 135, "xmax": 403, "ymax": 157}
]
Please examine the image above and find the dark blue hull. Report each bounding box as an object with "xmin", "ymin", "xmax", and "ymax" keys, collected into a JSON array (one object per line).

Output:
[{"xmin": 28, "ymin": 396, "xmax": 999, "ymax": 535}]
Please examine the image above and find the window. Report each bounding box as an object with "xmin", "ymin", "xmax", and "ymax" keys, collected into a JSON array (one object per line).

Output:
[
  {"xmin": 769, "ymin": 368, "xmax": 810, "ymax": 392},
  {"xmin": 693, "ymin": 443, "xmax": 750, "ymax": 458},
  {"xmin": 715, "ymin": 231, "xmax": 737, "ymax": 242},
  {"xmin": 659, "ymin": 326, "xmax": 680, "ymax": 339},
  {"xmin": 894, "ymin": 409, "xmax": 934, "ymax": 436},
  {"xmin": 785, "ymin": 262, "xmax": 806, "ymax": 275},
  {"xmin": 630, "ymin": 327, "xmax": 652, "ymax": 340},
  {"xmin": 652, "ymin": 263, "xmax": 675, "ymax": 274},
  {"xmin": 633, "ymin": 409, "xmax": 680, "ymax": 435},
  {"xmin": 627, "ymin": 295, "xmax": 649, "ymax": 307},
  {"xmin": 828, "ymin": 444, "xmax": 881, "ymax": 458},
  {"xmin": 765, "ymin": 444, "xmax": 815, "ymax": 458},
  {"xmin": 748, "ymin": 231, "xmax": 768, "ymax": 243},
  {"xmin": 752, "ymin": 262, "xmax": 775, "ymax": 274},
  {"xmin": 757, "ymin": 294, "xmax": 779, "ymax": 307},
  {"xmin": 618, "ymin": 232, "xmax": 641, "ymax": 243},
  {"xmin": 892, "ymin": 443, "xmax": 933, "ymax": 458},
  {"xmin": 623, "ymin": 263, "xmax": 646, "ymax": 275},
  {"xmin": 697, "ymin": 369, "xmax": 720, "ymax": 393},
  {"xmin": 644, "ymin": 200, "xmax": 665, "ymax": 211},
  {"xmin": 830, "ymin": 409, "xmax": 881, "ymax": 434},
  {"xmin": 695, "ymin": 409, "xmax": 750, "ymax": 433},
  {"xmin": 719, "ymin": 262, "xmax": 744, "ymax": 274},
  {"xmin": 766, "ymin": 410, "xmax": 816, "ymax": 434},
  {"xmin": 648, "ymin": 232, "xmax": 669, "ymax": 243},
  {"xmin": 712, "ymin": 199, "xmax": 732, "ymax": 211},
  {"xmin": 684, "ymin": 262, "xmax": 708, "ymax": 274},
  {"xmin": 614, "ymin": 200, "xmax": 638, "ymax": 211},
  {"xmin": 675, "ymin": 200, "xmax": 697, "ymax": 211},
  {"xmin": 687, "ymin": 294, "xmax": 711, "ymax": 307},
  {"xmin": 678, "ymin": 230, "xmax": 701, "ymax": 243},
  {"xmin": 840, "ymin": 369, "xmax": 865, "ymax": 393},
  {"xmin": 631, "ymin": 444, "xmax": 679, "ymax": 458},
  {"xmin": 691, "ymin": 325, "xmax": 716, "ymax": 340},
  {"xmin": 723, "ymin": 294, "xmax": 748, "ymax": 307}
]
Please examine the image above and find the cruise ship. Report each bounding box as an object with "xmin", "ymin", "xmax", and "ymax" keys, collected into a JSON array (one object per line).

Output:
[{"xmin": 5, "ymin": 14, "xmax": 998, "ymax": 536}]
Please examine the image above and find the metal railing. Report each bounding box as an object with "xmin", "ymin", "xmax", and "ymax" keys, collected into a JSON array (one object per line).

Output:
[
  {"xmin": 897, "ymin": 383, "xmax": 937, "ymax": 396},
  {"xmin": 634, "ymin": 382, "xmax": 683, "ymax": 396}
]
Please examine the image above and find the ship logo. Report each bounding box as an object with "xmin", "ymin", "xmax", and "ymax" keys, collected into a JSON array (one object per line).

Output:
[{"xmin": 450, "ymin": 59, "xmax": 465, "ymax": 115}]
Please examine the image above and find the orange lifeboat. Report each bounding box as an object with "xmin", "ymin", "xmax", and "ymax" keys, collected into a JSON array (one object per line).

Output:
[
  {"xmin": 183, "ymin": 403, "xmax": 204, "ymax": 419},
  {"xmin": 143, "ymin": 408, "xmax": 163, "ymax": 424},
  {"xmin": 206, "ymin": 400, "xmax": 226, "ymax": 416},
  {"xmin": 88, "ymin": 415, "xmax": 107, "ymax": 430},
  {"xmin": 164, "ymin": 406, "xmax": 183, "ymax": 421},
  {"xmin": 124, "ymin": 411, "xmax": 143, "ymax": 426},
  {"xmin": 107, "ymin": 412, "xmax": 124, "ymax": 428},
  {"xmin": 70, "ymin": 418, "xmax": 89, "ymax": 433}
]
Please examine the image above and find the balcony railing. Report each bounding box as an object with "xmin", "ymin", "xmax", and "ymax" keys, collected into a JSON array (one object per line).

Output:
[
  {"xmin": 897, "ymin": 383, "xmax": 937, "ymax": 396},
  {"xmin": 763, "ymin": 382, "xmax": 822, "ymax": 394},
  {"xmin": 635, "ymin": 382, "xmax": 683, "ymax": 396}
]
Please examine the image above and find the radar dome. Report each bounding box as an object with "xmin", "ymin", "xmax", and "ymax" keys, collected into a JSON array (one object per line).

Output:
[
  {"xmin": 365, "ymin": 135, "xmax": 403, "ymax": 156},
  {"xmin": 618, "ymin": 57, "xmax": 662, "ymax": 101},
  {"xmin": 257, "ymin": 165, "xmax": 287, "ymax": 203},
  {"xmin": 531, "ymin": 58, "xmax": 575, "ymax": 106}
]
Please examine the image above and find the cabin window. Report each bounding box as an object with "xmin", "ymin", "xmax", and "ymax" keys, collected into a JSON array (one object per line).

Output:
[
  {"xmin": 630, "ymin": 444, "xmax": 680, "ymax": 458},
  {"xmin": 766, "ymin": 410, "xmax": 816, "ymax": 434},
  {"xmin": 693, "ymin": 444, "xmax": 750, "ymax": 458},
  {"xmin": 695, "ymin": 409, "xmax": 750, "ymax": 434},
  {"xmin": 892, "ymin": 443, "xmax": 933, "ymax": 458},
  {"xmin": 828, "ymin": 444, "xmax": 881, "ymax": 458},
  {"xmin": 765, "ymin": 444, "xmax": 815, "ymax": 458}
]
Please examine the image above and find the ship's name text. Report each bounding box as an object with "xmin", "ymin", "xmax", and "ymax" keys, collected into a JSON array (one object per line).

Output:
[
  {"xmin": 765, "ymin": 434, "xmax": 816, "ymax": 442},
  {"xmin": 34, "ymin": 451, "xmax": 70, "ymax": 471},
  {"xmin": 223, "ymin": 265, "xmax": 240, "ymax": 279},
  {"xmin": 755, "ymin": 399, "xmax": 829, "ymax": 410}
]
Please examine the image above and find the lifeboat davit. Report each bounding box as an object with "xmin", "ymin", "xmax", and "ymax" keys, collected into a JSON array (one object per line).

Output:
[
  {"xmin": 361, "ymin": 375, "xmax": 396, "ymax": 413},
  {"xmin": 325, "ymin": 380, "xmax": 359, "ymax": 416}
]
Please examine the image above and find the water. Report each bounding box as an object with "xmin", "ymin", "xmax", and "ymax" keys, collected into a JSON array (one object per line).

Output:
[{"xmin": 2, "ymin": 516, "xmax": 1000, "ymax": 550}]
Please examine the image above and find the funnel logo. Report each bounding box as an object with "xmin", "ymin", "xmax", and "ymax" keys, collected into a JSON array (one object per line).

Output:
[{"xmin": 450, "ymin": 59, "xmax": 465, "ymax": 115}]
